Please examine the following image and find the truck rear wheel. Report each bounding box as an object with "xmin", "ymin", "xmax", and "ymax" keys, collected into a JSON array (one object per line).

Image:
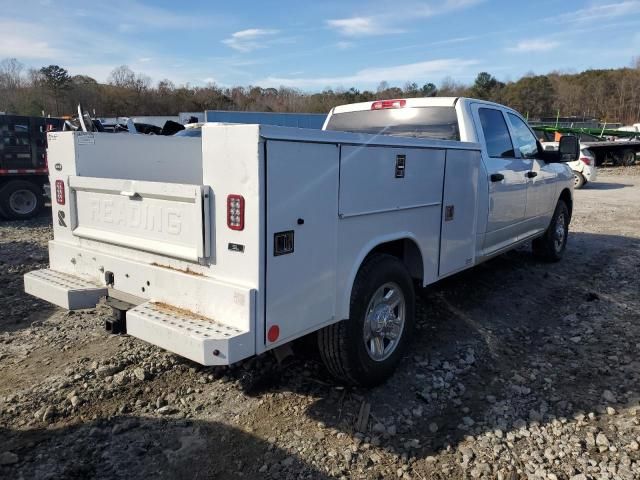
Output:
[
  {"xmin": 532, "ymin": 199, "xmax": 569, "ymax": 262},
  {"xmin": 622, "ymin": 149, "xmax": 636, "ymax": 166},
  {"xmin": 0, "ymin": 180, "xmax": 44, "ymax": 220},
  {"xmin": 318, "ymin": 254, "xmax": 415, "ymax": 387}
]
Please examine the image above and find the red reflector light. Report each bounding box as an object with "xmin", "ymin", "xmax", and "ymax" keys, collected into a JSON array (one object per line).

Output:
[
  {"xmin": 227, "ymin": 194, "xmax": 245, "ymax": 231},
  {"xmin": 371, "ymin": 99, "xmax": 406, "ymax": 110},
  {"xmin": 55, "ymin": 180, "xmax": 65, "ymax": 205},
  {"xmin": 267, "ymin": 325, "xmax": 280, "ymax": 343}
]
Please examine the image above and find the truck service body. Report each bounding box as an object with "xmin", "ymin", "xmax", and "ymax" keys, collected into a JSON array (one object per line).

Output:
[{"xmin": 25, "ymin": 98, "xmax": 577, "ymax": 385}]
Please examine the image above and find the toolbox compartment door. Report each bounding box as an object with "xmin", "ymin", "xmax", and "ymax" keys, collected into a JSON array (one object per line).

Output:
[
  {"xmin": 438, "ymin": 149, "xmax": 480, "ymax": 277},
  {"xmin": 265, "ymin": 140, "xmax": 339, "ymax": 345},
  {"xmin": 68, "ymin": 176, "xmax": 210, "ymax": 262}
]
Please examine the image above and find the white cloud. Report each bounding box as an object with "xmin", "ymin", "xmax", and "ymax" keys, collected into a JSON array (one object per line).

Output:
[
  {"xmin": 327, "ymin": 0, "xmax": 484, "ymax": 37},
  {"xmin": 411, "ymin": 0, "xmax": 485, "ymax": 17},
  {"xmin": 223, "ymin": 28, "xmax": 280, "ymax": 52},
  {"xmin": 431, "ymin": 35, "xmax": 478, "ymax": 46},
  {"xmin": 558, "ymin": 1, "xmax": 640, "ymax": 23},
  {"xmin": 326, "ymin": 17, "xmax": 403, "ymax": 36},
  {"xmin": 506, "ymin": 39, "xmax": 560, "ymax": 53},
  {"xmin": 87, "ymin": 0, "xmax": 216, "ymax": 30},
  {"xmin": 0, "ymin": 20, "xmax": 64, "ymax": 59},
  {"xmin": 258, "ymin": 58, "xmax": 479, "ymax": 88}
]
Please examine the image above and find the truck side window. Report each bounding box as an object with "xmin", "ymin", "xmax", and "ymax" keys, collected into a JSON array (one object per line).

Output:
[
  {"xmin": 507, "ymin": 113, "xmax": 538, "ymax": 158},
  {"xmin": 478, "ymin": 108, "xmax": 515, "ymax": 158}
]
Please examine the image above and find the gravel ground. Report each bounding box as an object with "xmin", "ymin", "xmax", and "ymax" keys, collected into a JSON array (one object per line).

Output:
[{"xmin": 1, "ymin": 168, "xmax": 639, "ymax": 480}]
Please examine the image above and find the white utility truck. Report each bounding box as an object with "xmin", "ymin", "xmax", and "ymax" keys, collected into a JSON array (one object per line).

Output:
[{"xmin": 24, "ymin": 98, "xmax": 579, "ymax": 386}]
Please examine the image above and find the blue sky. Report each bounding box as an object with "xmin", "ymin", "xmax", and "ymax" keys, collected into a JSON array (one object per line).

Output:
[{"xmin": 2, "ymin": 0, "xmax": 640, "ymax": 91}]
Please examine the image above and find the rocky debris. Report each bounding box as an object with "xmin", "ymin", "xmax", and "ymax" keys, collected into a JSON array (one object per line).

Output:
[
  {"xmin": 602, "ymin": 390, "xmax": 617, "ymax": 403},
  {"xmin": 133, "ymin": 367, "xmax": 149, "ymax": 381},
  {"xmin": 1, "ymin": 169, "xmax": 640, "ymax": 479},
  {"xmin": 0, "ymin": 452, "xmax": 18, "ymax": 466}
]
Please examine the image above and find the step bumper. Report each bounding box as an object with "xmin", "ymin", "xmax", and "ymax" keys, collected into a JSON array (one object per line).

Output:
[
  {"xmin": 126, "ymin": 302, "xmax": 254, "ymax": 366},
  {"xmin": 24, "ymin": 269, "xmax": 107, "ymax": 310}
]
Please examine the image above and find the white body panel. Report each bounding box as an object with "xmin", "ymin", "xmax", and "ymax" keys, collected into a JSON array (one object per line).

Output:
[{"xmin": 27, "ymin": 98, "xmax": 573, "ymax": 367}]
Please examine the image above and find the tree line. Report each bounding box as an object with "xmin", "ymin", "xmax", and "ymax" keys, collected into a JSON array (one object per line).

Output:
[{"xmin": 2, "ymin": 58, "xmax": 640, "ymax": 124}]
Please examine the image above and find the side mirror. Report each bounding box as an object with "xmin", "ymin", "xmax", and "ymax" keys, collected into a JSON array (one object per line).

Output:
[{"xmin": 558, "ymin": 135, "xmax": 579, "ymax": 162}]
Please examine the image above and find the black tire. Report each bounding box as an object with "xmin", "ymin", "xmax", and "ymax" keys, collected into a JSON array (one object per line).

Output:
[
  {"xmin": 622, "ymin": 149, "xmax": 636, "ymax": 166},
  {"xmin": 573, "ymin": 171, "xmax": 586, "ymax": 189},
  {"xmin": 318, "ymin": 254, "xmax": 415, "ymax": 387},
  {"xmin": 532, "ymin": 199, "xmax": 569, "ymax": 262},
  {"xmin": 0, "ymin": 180, "xmax": 44, "ymax": 220}
]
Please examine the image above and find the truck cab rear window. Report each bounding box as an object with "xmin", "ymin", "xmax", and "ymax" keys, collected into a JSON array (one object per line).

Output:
[{"xmin": 325, "ymin": 106, "xmax": 460, "ymax": 141}]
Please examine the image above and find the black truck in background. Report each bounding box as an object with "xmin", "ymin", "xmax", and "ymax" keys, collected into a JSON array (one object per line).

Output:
[{"xmin": 0, "ymin": 115, "xmax": 63, "ymax": 220}]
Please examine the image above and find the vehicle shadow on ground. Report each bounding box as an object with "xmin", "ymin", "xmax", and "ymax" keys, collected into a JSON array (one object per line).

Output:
[
  {"xmin": 235, "ymin": 231, "xmax": 640, "ymax": 464},
  {"xmin": 3, "ymin": 230, "xmax": 638, "ymax": 476},
  {"xmin": 583, "ymin": 181, "xmax": 633, "ymax": 190},
  {"xmin": 0, "ymin": 416, "xmax": 332, "ymax": 480}
]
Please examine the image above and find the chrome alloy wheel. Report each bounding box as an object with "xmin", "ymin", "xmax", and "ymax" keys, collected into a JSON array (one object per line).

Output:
[
  {"xmin": 554, "ymin": 212, "xmax": 566, "ymax": 253},
  {"xmin": 363, "ymin": 282, "xmax": 405, "ymax": 362}
]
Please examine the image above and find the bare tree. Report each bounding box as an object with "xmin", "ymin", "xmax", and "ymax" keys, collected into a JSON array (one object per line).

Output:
[
  {"xmin": 108, "ymin": 65, "xmax": 136, "ymax": 88},
  {"xmin": 0, "ymin": 58, "xmax": 24, "ymax": 90}
]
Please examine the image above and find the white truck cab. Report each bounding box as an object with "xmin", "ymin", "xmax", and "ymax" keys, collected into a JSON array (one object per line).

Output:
[{"xmin": 25, "ymin": 97, "xmax": 578, "ymax": 386}]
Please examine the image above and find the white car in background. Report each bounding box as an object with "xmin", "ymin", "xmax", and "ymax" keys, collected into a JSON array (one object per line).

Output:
[
  {"xmin": 570, "ymin": 146, "xmax": 597, "ymax": 188},
  {"xmin": 541, "ymin": 142, "xmax": 597, "ymax": 189}
]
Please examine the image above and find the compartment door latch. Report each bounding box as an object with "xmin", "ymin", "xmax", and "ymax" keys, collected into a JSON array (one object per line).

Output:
[
  {"xmin": 395, "ymin": 154, "xmax": 406, "ymax": 178},
  {"xmin": 445, "ymin": 205, "xmax": 455, "ymax": 221}
]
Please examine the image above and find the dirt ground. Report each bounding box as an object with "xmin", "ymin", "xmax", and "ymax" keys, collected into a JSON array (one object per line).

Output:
[{"xmin": 1, "ymin": 167, "xmax": 639, "ymax": 480}]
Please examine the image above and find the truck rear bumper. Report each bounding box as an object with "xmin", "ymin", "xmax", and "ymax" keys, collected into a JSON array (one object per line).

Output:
[
  {"xmin": 24, "ymin": 269, "xmax": 107, "ymax": 309},
  {"xmin": 24, "ymin": 268, "xmax": 255, "ymax": 366},
  {"xmin": 126, "ymin": 302, "xmax": 253, "ymax": 365}
]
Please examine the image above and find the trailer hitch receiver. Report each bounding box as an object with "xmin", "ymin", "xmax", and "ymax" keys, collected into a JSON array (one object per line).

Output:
[{"xmin": 105, "ymin": 297, "xmax": 132, "ymax": 334}]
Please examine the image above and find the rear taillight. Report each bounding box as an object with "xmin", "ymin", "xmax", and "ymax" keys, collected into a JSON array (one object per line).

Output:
[
  {"xmin": 227, "ymin": 194, "xmax": 244, "ymax": 230},
  {"xmin": 55, "ymin": 180, "xmax": 65, "ymax": 205},
  {"xmin": 371, "ymin": 99, "xmax": 406, "ymax": 110},
  {"xmin": 580, "ymin": 157, "xmax": 592, "ymax": 166}
]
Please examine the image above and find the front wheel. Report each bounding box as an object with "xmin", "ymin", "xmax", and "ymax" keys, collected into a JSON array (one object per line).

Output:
[
  {"xmin": 532, "ymin": 200, "xmax": 569, "ymax": 262},
  {"xmin": 318, "ymin": 254, "xmax": 415, "ymax": 387}
]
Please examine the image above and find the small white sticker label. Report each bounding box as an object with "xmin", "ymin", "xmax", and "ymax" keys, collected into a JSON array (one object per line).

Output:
[
  {"xmin": 233, "ymin": 292, "xmax": 245, "ymax": 306},
  {"xmin": 77, "ymin": 133, "xmax": 95, "ymax": 145}
]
